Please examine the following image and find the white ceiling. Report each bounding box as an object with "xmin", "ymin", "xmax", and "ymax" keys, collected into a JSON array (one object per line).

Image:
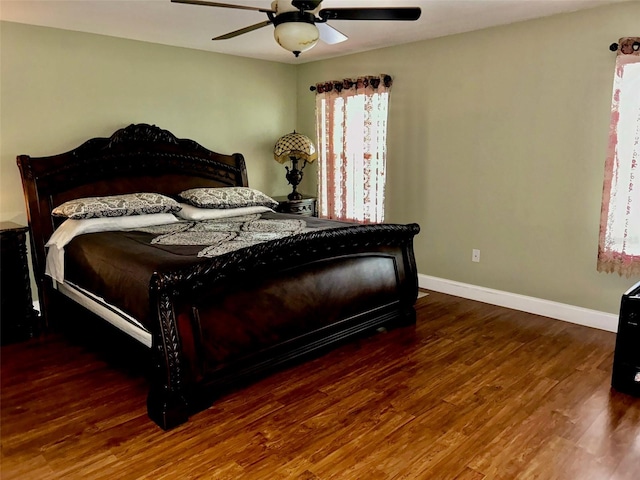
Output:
[{"xmin": 0, "ymin": 0, "xmax": 629, "ymax": 64}]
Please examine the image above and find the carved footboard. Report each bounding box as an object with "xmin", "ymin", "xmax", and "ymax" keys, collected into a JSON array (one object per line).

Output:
[{"xmin": 147, "ymin": 224, "xmax": 419, "ymax": 429}]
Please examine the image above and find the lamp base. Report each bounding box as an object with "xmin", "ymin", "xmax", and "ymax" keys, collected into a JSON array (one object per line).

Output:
[{"xmin": 285, "ymin": 157, "xmax": 306, "ymax": 202}]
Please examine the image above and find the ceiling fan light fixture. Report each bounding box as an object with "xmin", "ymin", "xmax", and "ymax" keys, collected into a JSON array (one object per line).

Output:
[
  {"xmin": 274, "ymin": 21, "xmax": 319, "ymax": 57},
  {"xmin": 173, "ymin": 0, "xmax": 422, "ymax": 57}
]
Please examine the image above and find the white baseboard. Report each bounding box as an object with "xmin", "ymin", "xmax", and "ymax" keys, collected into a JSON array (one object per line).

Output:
[{"xmin": 418, "ymin": 274, "xmax": 619, "ymax": 333}]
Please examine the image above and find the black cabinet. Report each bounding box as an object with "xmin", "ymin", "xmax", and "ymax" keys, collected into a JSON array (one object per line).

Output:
[
  {"xmin": 611, "ymin": 280, "xmax": 640, "ymax": 397},
  {"xmin": 1, "ymin": 222, "xmax": 39, "ymax": 344}
]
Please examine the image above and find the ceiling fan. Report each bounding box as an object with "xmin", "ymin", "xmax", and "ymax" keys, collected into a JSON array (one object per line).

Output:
[{"xmin": 171, "ymin": 0, "xmax": 421, "ymax": 57}]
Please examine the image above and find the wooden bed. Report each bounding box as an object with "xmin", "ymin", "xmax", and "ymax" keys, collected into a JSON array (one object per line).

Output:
[{"xmin": 17, "ymin": 124, "xmax": 420, "ymax": 429}]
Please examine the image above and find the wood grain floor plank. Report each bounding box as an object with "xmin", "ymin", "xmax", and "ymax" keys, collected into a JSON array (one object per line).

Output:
[{"xmin": 2, "ymin": 291, "xmax": 639, "ymax": 479}]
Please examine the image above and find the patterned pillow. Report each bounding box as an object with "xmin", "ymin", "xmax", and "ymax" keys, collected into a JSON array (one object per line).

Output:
[
  {"xmin": 178, "ymin": 187, "xmax": 279, "ymax": 210},
  {"xmin": 52, "ymin": 193, "xmax": 181, "ymax": 220}
]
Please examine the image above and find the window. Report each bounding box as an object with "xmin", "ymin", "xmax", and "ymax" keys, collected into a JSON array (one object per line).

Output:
[
  {"xmin": 598, "ymin": 37, "xmax": 640, "ymax": 277},
  {"xmin": 314, "ymin": 75, "xmax": 392, "ymax": 223}
]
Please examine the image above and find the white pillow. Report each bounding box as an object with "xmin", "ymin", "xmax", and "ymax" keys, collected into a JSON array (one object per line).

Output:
[
  {"xmin": 45, "ymin": 213, "xmax": 180, "ymax": 284},
  {"xmin": 175, "ymin": 204, "xmax": 273, "ymax": 221},
  {"xmin": 46, "ymin": 213, "xmax": 179, "ymax": 249}
]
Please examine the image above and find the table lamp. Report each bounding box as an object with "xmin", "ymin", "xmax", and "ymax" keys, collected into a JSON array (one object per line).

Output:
[{"xmin": 273, "ymin": 131, "xmax": 317, "ymax": 200}]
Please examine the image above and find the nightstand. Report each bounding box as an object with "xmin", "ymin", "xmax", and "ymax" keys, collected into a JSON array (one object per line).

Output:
[
  {"xmin": 1, "ymin": 222, "xmax": 39, "ymax": 344},
  {"xmin": 274, "ymin": 195, "xmax": 317, "ymax": 217}
]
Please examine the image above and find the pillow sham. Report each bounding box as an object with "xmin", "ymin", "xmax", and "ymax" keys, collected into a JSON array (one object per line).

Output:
[
  {"xmin": 175, "ymin": 203, "xmax": 273, "ymax": 221},
  {"xmin": 52, "ymin": 193, "xmax": 181, "ymax": 220},
  {"xmin": 178, "ymin": 187, "xmax": 279, "ymax": 210}
]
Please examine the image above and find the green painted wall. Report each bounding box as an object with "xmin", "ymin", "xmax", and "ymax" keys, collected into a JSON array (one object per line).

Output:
[
  {"xmin": 0, "ymin": 21, "xmax": 298, "ymax": 226},
  {"xmin": 296, "ymin": 1, "xmax": 640, "ymax": 314}
]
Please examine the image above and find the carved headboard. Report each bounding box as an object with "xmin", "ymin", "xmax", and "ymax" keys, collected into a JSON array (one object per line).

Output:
[{"xmin": 17, "ymin": 123, "xmax": 249, "ymax": 301}]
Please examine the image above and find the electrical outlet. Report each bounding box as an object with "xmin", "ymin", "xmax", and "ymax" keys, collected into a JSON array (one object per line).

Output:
[{"xmin": 472, "ymin": 249, "xmax": 480, "ymax": 263}]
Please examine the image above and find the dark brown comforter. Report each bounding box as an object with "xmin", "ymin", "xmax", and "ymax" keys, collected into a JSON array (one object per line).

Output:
[{"xmin": 63, "ymin": 213, "xmax": 351, "ymax": 327}]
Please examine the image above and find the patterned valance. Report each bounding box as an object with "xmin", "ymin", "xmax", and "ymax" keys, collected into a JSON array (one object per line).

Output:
[
  {"xmin": 310, "ymin": 74, "xmax": 392, "ymax": 94},
  {"xmin": 610, "ymin": 37, "xmax": 640, "ymax": 56}
]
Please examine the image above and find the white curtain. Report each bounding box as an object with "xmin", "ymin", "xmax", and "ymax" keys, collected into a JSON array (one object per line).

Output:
[
  {"xmin": 598, "ymin": 37, "xmax": 640, "ymax": 277},
  {"xmin": 314, "ymin": 75, "xmax": 391, "ymax": 223}
]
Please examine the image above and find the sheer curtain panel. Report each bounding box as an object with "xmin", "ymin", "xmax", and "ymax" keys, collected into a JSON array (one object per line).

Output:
[
  {"xmin": 314, "ymin": 75, "xmax": 392, "ymax": 223},
  {"xmin": 598, "ymin": 37, "xmax": 640, "ymax": 278}
]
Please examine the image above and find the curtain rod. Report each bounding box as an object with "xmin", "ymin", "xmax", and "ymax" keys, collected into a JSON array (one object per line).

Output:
[
  {"xmin": 609, "ymin": 40, "xmax": 640, "ymax": 52},
  {"xmin": 309, "ymin": 74, "xmax": 392, "ymax": 92}
]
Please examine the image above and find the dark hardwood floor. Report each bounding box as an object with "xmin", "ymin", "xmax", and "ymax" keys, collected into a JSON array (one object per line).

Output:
[{"xmin": 1, "ymin": 291, "xmax": 639, "ymax": 479}]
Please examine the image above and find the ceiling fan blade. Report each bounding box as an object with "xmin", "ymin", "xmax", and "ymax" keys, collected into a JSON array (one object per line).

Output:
[
  {"xmin": 212, "ymin": 20, "xmax": 272, "ymax": 40},
  {"xmin": 317, "ymin": 23, "xmax": 348, "ymax": 45},
  {"xmin": 171, "ymin": 0, "xmax": 274, "ymax": 14},
  {"xmin": 319, "ymin": 7, "xmax": 421, "ymax": 22}
]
